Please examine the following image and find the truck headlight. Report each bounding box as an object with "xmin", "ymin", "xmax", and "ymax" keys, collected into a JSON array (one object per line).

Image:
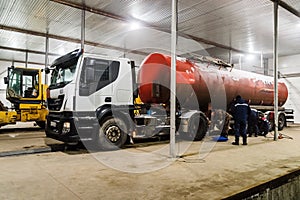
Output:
[{"xmin": 62, "ymin": 122, "xmax": 71, "ymax": 134}]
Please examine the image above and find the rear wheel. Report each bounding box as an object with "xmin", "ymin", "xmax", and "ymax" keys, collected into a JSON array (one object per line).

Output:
[
  {"xmin": 278, "ymin": 113, "xmax": 286, "ymax": 131},
  {"xmin": 95, "ymin": 116, "xmax": 128, "ymax": 150},
  {"xmin": 269, "ymin": 113, "xmax": 286, "ymax": 131},
  {"xmin": 184, "ymin": 114, "xmax": 208, "ymax": 141}
]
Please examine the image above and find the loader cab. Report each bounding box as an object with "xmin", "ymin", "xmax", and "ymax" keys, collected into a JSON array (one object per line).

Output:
[{"xmin": 5, "ymin": 67, "xmax": 43, "ymax": 107}]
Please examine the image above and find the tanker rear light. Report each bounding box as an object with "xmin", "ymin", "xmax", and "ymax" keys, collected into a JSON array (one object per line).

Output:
[
  {"xmin": 268, "ymin": 112, "xmax": 275, "ymax": 120},
  {"xmin": 46, "ymin": 88, "xmax": 50, "ymax": 99}
]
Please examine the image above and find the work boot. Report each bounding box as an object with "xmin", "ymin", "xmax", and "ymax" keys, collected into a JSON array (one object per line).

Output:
[{"xmin": 242, "ymin": 136, "xmax": 247, "ymax": 145}]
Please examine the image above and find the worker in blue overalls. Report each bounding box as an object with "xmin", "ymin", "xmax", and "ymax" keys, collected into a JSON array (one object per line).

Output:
[{"xmin": 231, "ymin": 95, "xmax": 251, "ymax": 145}]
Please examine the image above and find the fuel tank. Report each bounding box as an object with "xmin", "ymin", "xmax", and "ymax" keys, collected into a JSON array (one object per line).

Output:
[{"xmin": 138, "ymin": 53, "xmax": 288, "ymax": 110}]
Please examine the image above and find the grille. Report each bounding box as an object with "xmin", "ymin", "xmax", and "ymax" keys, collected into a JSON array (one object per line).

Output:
[{"xmin": 47, "ymin": 95, "xmax": 64, "ymax": 111}]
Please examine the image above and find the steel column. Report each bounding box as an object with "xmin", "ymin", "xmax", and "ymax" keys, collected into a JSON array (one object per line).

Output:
[
  {"xmin": 170, "ymin": 0, "xmax": 178, "ymax": 158},
  {"xmin": 81, "ymin": 7, "xmax": 85, "ymax": 50},
  {"xmin": 273, "ymin": 0, "xmax": 279, "ymax": 141},
  {"xmin": 25, "ymin": 51, "xmax": 28, "ymax": 68},
  {"xmin": 45, "ymin": 28, "xmax": 49, "ymax": 84}
]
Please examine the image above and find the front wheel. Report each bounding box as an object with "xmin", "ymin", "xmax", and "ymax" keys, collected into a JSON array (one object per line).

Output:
[
  {"xmin": 95, "ymin": 117, "xmax": 128, "ymax": 150},
  {"xmin": 35, "ymin": 121, "xmax": 45, "ymax": 129}
]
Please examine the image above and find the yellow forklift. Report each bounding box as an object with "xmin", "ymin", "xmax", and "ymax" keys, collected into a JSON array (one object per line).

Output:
[{"xmin": 1, "ymin": 66, "xmax": 48, "ymax": 128}]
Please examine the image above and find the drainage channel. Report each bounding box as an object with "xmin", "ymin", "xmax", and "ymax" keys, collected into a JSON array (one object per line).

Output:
[
  {"xmin": 0, "ymin": 144, "xmax": 66, "ymax": 157},
  {"xmin": 223, "ymin": 168, "xmax": 300, "ymax": 200}
]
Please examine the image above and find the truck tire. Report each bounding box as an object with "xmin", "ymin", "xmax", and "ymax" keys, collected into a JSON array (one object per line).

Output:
[
  {"xmin": 35, "ymin": 121, "xmax": 45, "ymax": 129},
  {"xmin": 96, "ymin": 116, "xmax": 128, "ymax": 150},
  {"xmin": 195, "ymin": 115, "xmax": 208, "ymax": 141},
  {"xmin": 278, "ymin": 113, "xmax": 286, "ymax": 131},
  {"xmin": 184, "ymin": 114, "xmax": 208, "ymax": 141},
  {"xmin": 268, "ymin": 113, "xmax": 286, "ymax": 131}
]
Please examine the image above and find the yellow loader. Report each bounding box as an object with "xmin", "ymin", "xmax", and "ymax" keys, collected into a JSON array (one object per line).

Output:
[{"xmin": 1, "ymin": 66, "xmax": 48, "ymax": 128}]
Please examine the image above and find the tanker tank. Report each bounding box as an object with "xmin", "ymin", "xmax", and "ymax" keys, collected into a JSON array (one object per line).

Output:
[{"xmin": 138, "ymin": 53, "xmax": 288, "ymax": 111}]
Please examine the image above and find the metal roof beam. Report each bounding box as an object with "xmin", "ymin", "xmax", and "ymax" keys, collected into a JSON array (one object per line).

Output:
[
  {"xmin": 270, "ymin": 0, "xmax": 300, "ymax": 18},
  {"xmin": 0, "ymin": 45, "xmax": 60, "ymax": 56},
  {"xmin": 50, "ymin": 0, "xmax": 127, "ymax": 22},
  {"xmin": 0, "ymin": 58, "xmax": 44, "ymax": 66},
  {"xmin": 0, "ymin": 24, "xmax": 148, "ymax": 56},
  {"xmin": 50, "ymin": 0, "xmax": 249, "ymax": 54}
]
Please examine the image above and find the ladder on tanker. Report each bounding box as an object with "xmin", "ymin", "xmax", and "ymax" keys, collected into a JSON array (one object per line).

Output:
[{"xmin": 186, "ymin": 54, "xmax": 234, "ymax": 70}]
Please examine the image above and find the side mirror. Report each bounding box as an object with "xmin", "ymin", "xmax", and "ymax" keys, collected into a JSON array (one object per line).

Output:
[
  {"xmin": 4, "ymin": 77, "xmax": 8, "ymax": 84},
  {"xmin": 45, "ymin": 67, "xmax": 50, "ymax": 74}
]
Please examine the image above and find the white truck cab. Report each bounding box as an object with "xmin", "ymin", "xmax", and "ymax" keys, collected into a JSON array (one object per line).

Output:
[{"xmin": 46, "ymin": 49, "xmax": 138, "ymax": 149}]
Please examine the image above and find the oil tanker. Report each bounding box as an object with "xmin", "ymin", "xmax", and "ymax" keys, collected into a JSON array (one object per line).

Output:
[
  {"xmin": 138, "ymin": 53, "xmax": 288, "ymax": 111},
  {"xmin": 45, "ymin": 49, "xmax": 291, "ymax": 150}
]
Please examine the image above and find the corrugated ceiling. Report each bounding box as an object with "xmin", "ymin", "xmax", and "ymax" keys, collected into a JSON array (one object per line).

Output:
[{"xmin": 0, "ymin": 0, "xmax": 299, "ymax": 68}]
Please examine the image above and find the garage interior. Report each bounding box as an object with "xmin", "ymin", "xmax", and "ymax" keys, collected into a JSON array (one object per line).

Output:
[{"xmin": 0, "ymin": 0, "xmax": 300, "ymax": 199}]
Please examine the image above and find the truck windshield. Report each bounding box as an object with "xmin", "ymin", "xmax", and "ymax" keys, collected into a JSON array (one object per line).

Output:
[{"xmin": 50, "ymin": 59, "xmax": 78, "ymax": 89}]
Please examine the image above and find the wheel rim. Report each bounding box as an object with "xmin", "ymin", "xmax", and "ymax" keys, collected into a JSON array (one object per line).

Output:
[
  {"xmin": 105, "ymin": 125, "xmax": 121, "ymax": 143},
  {"xmin": 278, "ymin": 115, "xmax": 285, "ymax": 129}
]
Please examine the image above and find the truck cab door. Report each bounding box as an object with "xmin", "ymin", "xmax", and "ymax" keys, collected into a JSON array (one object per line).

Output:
[{"xmin": 75, "ymin": 57, "xmax": 120, "ymax": 111}]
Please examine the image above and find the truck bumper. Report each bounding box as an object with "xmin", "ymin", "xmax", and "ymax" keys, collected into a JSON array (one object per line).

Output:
[{"xmin": 45, "ymin": 111, "xmax": 97, "ymax": 144}]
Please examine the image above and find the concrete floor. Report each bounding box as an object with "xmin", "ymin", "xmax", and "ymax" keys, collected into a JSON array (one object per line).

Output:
[{"xmin": 0, "ymin": 123, "xmax": 300, "ymax": 199}]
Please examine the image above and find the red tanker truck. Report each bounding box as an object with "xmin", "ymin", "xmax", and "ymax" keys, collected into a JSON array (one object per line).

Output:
[
  {"xmin": 138, "ymin": 53, "xmax": 290, "ymax": 132},
  {"xmin": 45, "ymin": 49, "xmax": 292, "ymax": 150}
]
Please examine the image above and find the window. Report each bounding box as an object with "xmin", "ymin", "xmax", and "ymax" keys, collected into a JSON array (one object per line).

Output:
[
  {"xmin": 79, "ymin": 58, "xmax": 120, "ymax": 96},
  {"xmin": 8, "ymin": 69, "xmax": 39, "ymax": 98},
  {"xmin": 9, "ymin": 70, "xmax": 22, "ymax": 96},
  {"xmin": 49, "ymin": 56, "xmax": 78, "ymax": 89}
]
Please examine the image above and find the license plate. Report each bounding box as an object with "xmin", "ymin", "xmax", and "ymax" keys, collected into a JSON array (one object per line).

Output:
[{"xmin": 50, "ymin": 121, "xmax": 56, "ymax": 127}]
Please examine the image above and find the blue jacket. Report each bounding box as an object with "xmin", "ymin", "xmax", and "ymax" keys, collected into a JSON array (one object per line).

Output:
[
  {"xmin": 248, "ymin": 109, "xmax": 259, "ymax": 124},
  {"xmin": 232, "ymin": 98, "xmax": 251, "ymax": 121}
]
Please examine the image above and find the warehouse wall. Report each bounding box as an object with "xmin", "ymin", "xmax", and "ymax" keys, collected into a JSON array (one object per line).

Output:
[{"xmin": 269, "ymin": 54, "xmax": 300, "ymax": 123}]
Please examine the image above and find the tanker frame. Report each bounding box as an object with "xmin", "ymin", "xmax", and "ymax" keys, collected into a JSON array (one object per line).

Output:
[{"xmin": 45, "ymin": 49, "xmax": 290, "ymax": 150}]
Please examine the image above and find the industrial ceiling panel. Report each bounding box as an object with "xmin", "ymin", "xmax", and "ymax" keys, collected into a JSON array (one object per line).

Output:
[
  {"xmin": 0, "ymin": 0, "xmax": 48, "ymax": 32},
  {"xmin": 84, "ymin": 13, "xmax": 127, "ymax": 43},
  {"xmin": 47, "ymin": 1, "xmax": 82, "ymax": 39},
  {"xmin": 48, "ymin": 38, "xmax": 81, "ymax": 55},
  {"xmin": 0, "ymin": 0, "xmax": 83, "ymax": 38},
  {"xmin": 0, "ymin": 29, "xmax": 46, "ymax": 52},
  {"xmin": 88, "ymin": 0, "xmax": 172, "ymax": 26},
  {"xmin": 1, "ymin": 49, "xmax": 26, "ymax": 63},
  {"xmin": 0, "ymin": 0, "xmax": 300, "ymax": 70},
  {"xmin": 84, "ymin": 45, "xmax": 128, "ymax": 58},
  {"xmin": 278, "ymin": 7, "xmax": 300, "ymax": 56},
  {"xmin": 0, "ymin": 30, "xmax": 29, "ymax": 49},
  {"xmin": 177, "ymin": 0, "xmax": 273, "ymax": 53},
  {"xmin": 28, "ymin": 53, "xmax": 52, "ymax": 65}
]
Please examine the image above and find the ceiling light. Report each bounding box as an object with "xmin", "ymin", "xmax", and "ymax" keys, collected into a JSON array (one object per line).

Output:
[
  {"xmin": 246, "ymin": 54, "xmax": 255, "ymax": 61},
  {"xmin": 130, "ymin": 22, "xmax": 141, "ymax": 30}
]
